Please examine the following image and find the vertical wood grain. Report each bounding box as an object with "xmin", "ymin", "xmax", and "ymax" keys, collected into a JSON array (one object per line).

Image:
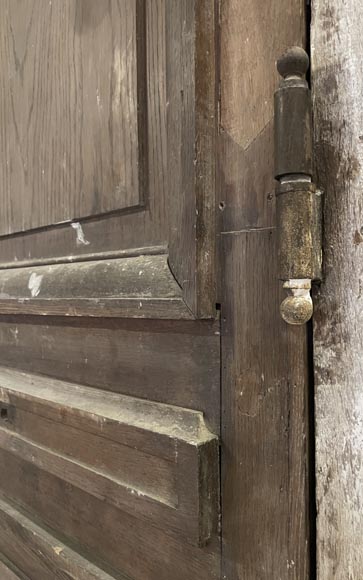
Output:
[
  {"xmin": 167, "ymin": 0, "xmax": 217, "ymax": 316},
  {"xmin": 0, "ymin": 0, "xmax": 145, "ymax": 235},
  {"xmin": 311, "ymin": 1, "xmax": 363, "ymax": 577},
  {"xmin": 219, "ymin": 0, "xmax": 310, "ymax": 577}
]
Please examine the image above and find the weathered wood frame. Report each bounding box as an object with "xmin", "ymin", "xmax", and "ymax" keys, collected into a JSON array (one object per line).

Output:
[
  {"xmin": 219, "ymin": 0, "xmax": 311, "ymax": 578},
  {"xmin": 312, "ymin": 1, "xmax": 363, "ymax": 577}
]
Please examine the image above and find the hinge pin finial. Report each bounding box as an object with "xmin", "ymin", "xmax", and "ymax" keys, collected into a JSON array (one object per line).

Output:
[{"xmin": 274, "ymin": 47, "xmax": 322, "ymax": 325}]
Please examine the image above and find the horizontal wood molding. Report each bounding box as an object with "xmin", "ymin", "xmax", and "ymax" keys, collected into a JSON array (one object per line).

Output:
[
  {"xmin": 0, "ymin": 317, "xmax": 220, "ymax": 432},
  {"xmin": 0, "ymin": 496, "xmax": 118, "ymax": 580},
  {"xmin": 0, "ymin": 557, "xmax": 26, "ymax": 580},
  {"xmin": 0, "ymin": 254, "xmax": 195, "ymax": 319},
  {"xmin": 0, "ymin": 366, "xmax": 218, "ymax": 546}
]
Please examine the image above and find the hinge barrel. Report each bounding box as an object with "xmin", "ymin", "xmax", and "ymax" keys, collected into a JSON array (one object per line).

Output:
[{"xmin": 274, "ymin": 47, "xmax": 322, "ymax": 325}]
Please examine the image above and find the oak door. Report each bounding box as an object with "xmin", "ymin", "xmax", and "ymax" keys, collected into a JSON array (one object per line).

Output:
[
  {"xmin": 0, "ymin": 1, "xmax": 314, "ymax": 579},
  {"xmin": 0, "ymin": 2, "xmax": 220, "ymax": 579}
]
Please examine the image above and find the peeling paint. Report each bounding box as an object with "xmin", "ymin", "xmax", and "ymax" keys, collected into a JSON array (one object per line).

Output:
[
  {"xmin": 71, "ymin": 222, "xmax": 90, "ymax": 246},
  {"xmin": 28, "ymin": 273, "xmax": 43, "ymax": 297}
]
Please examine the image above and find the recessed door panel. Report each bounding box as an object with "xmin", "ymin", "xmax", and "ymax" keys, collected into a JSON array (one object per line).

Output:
[{"xmin": 0, "ymin": 0, "xmax": 145, "ymax": 235}]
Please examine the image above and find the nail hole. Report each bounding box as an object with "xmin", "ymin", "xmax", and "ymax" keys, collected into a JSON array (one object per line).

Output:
[
  {"xmin": 0, "ymin": 408, "xmax": 8, "ymax": 420},
  {"xmin": 219, "ymin": 201, "xmax": 225, "ymax": 211}
]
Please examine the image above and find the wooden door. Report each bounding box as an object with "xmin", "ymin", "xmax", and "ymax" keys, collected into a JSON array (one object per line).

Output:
[
  {"xmin": 218, "ymin": 1, "xmax": 312, "ymax": 579},
  {"xmin": 0, "ymin": 1, "xmax": 314, "ymax": 579},
  {"xmin": 0, "ymin": 2, "xmax": 220, "ymax": 579}
]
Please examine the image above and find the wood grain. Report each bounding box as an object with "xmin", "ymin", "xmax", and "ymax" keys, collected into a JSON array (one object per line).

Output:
[
  {"xmin": 0, "ymin": 496, "xmax": 118, "ymax": 580},
  {"xmin": 0, "ymin": 366, "xmax": 219, "ymax": 545},
  {"xmin": 219, "ymin": 0, "xmax": 305, "ymax": 233},
  {"xmin": 0, "ymin": 0, "xmax": 146, "ymax": 235},
  {"xmin": 0, "ymin": 3, "xmax": 220, "ymax": 577},
  {"xmin": 312, "ymin": 1, "xmax": 363, "ymax": 577},
  {"xmin": 0, "ymin": 254, "xmax": 194, "ymax": 319},
  {"xmin": 0, "ymin": 451, "xmax": 219, "ymax": 580},
  {"xmin": 219, "ymin": 0, "xmax": 310, "ymax": 578},
  {"xmin": 0, "ymin": 557, "xmax": 25, "ymax": 580},
  {"xmin": 221, "ymin": 232, "xmax": 310, "ymax": 579},
  {"xmin": 0, "ymin": 0, "xmax": 216, "ymax": 320},
  {"xmin": 167, "ymin": 0, "xmax": 217, "ymax": 316},
  {"xmin": 0, "ymin": 317, "xmax": 220, "ymax": 432}
]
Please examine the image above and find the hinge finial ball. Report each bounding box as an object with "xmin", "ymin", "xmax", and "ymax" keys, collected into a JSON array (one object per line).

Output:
[
  {"xmin": 280, "ymin": 280, "xmax": 313, "ymax": 325},
  {"xmin": 277, "ymin": 46, "xmax": 309, "ymax": 79}
]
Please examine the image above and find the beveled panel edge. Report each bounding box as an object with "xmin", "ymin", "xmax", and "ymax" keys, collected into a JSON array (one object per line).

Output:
[
  {"xmin": 0, "ymin": 366, "xmax": 219, "ymax": 545},
  {"xmin": 0, "ymin": 253, "xmax": 194, "ymax": 319}
]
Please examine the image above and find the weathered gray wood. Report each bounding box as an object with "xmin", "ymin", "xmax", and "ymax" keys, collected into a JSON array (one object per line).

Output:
[
  {"xmin": 0, "ymin": 254, "xmax": 194, "ymax": 319},
  {"xmin": 0, "ymin": 366, "xmax": 218, "ymax": 545},
  {"xmin": 311, "ymin": 2, "xmax": 363, "ymax": 577},
  {"xmin": 0, "ymin": 496, "xmax": 118, "ymax": 580},
  {"xmin": 219, "ymin": 0, "xmax": 310, "ymax": 578}
]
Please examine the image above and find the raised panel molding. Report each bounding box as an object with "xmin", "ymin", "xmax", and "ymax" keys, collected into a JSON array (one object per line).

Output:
[
  {"xmin": 0, "ymin": 253, "xmax": 194, "ymax": 319},
  {"xmin": 0, "ymin": 366, "xmax": 219, "ymax": 546}
]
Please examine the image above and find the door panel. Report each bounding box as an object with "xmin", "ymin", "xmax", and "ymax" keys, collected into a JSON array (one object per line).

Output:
[
  {"xmin": 0, "ymin": 317, "xmax": 220, "ymax": 431},
  {"xmin": 0, "ymin": 1, "xmax": 219, "ymax": 579},
  {"xmin": 0, "ymin": 0, "xmax": 145, "ymax": 234},
  {"xmin": 0, "ymin": 498, "xmax": 116, "ymax": 580},
  {"xmin": 0, "ymin": 0, "xmax": 216, "ymax": 317},
  {"xmin": 0, "ymin": 366, "xmax": 218, "ymax": 546}
]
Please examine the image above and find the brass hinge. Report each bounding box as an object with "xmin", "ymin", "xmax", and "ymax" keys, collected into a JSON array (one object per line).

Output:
[{"xmin": 274, "ymin": 47, "xmax": 322, "ymax": 325}]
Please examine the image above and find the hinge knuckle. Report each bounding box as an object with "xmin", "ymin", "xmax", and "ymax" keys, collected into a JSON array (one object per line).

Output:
[{"xmin": 274, "ymin": 47, "xmax": 322, "ymax": 325}]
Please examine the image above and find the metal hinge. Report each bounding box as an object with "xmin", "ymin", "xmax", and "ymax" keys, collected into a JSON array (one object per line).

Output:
[{"xmin": 274, "ymin": 47, "xmax": 322, "ymax": 325}]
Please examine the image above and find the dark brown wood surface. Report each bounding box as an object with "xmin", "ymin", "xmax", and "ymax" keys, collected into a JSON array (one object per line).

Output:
[
  {"xmin": 0, "ymin": 366, "xmax": 218, "ymax": 546},
  {"xmin": 0, "ymin": 497, "xmax": 119, "ymax": 580},
  {"xmin": 0, "ymin": 0, "xmax": 144, "ymax": 235},
  {"xmin": 0, "ymin": 317, "xmax": 220, "ymax": 431},
  {"xmin": 0, "ymin": 2, "xmax": 220, "ymax": 578},
  {"xmin": 219, "ymin": 0, "xmax": 311, "ymax": 578},
  {"xmin": 0, "ymin": 254, "xmax": 195, "ymax": 319},
  {"xmin": 0, "ymin": 0, "xmax": 217, "ymax": 317},
  {"xmin": 167, "ymin": 0, "xmax": 217, "ymax": 316},
  {"xmin": 0, "ymin": 0, "xmax": 315, "ymax": 577}
]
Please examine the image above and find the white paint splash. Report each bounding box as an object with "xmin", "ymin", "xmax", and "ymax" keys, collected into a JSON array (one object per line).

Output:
[
  {"xmin": 71, "ymin": 222, "xmax": 90, "ymax": 246},
  {"xmin": 28, "ymin": 273, "xmax": 43, "ymax": 297}
]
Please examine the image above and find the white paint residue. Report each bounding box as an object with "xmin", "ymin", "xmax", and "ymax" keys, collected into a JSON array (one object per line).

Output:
[
  {"xmin": 28, "ymin": 273, "xmax": 43, "ymax": 297},
  {"xmin": 71, "ymin": 222, "xmax": 90, "ymax": 246}
]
